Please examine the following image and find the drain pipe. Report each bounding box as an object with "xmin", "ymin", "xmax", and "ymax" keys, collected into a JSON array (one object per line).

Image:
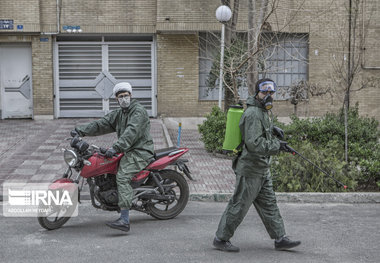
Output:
[{"xmin": 41, "ymin": 0, "xmax": 61, "ymax": 35}]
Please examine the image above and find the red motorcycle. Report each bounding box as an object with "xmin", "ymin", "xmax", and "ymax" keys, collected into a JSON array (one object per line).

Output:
[{"xmin": 37, "ymin": 135, "xmax": 192, "ymax": 230}]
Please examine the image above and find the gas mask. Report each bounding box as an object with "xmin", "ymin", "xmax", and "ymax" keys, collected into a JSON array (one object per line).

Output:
[
  {"xmin": 262, "ymin": 94, "xmax": 273, "ymax": 110},
  {"xmin": 257, "ymin": 80, "xmax": 276, "ymax": 110},
  {"xmin": 117, "ymin": 96, "xmax": 131, "ymax": 108}
]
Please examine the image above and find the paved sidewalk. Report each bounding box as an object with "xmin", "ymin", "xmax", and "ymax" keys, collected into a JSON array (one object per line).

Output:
[{"xmin": 168, "ymin": 127, "xmax": 236, "ymax": 196}]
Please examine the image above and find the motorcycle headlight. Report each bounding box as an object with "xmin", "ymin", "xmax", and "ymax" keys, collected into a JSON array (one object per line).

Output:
[{"xmin": 64, "ymin": 150, "xmax": 78, "ymax": 167}]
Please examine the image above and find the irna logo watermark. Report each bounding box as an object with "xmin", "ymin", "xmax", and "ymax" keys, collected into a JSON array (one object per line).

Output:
[
  {"xmin": 2, "ymin": 182, "xmax": 78, "ymax": 217},
  {"xmin": 8, "ymin": 188, "xmax": 73, "ymax": 206}
]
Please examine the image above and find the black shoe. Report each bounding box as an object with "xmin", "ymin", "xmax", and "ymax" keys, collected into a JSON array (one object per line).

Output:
[
  {"xmin": 213, "ymin": 237, "xmax": 240, "ymax": 252},
  {"xmin": 105, "ymin": 218, "xmax": 130, "ymax": 232},
  {"xmin": 275, "ymin": 236, "xmax": 301, "ymax": 250}
]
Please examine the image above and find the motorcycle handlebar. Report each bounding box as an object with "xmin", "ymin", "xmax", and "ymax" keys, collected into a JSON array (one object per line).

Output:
[
  {"xmin": 98, "ymin": 147, "xmax": 118, "ymax": 158},
  {"xmin": 70, "ymin": 136, "xmax": 116, "ymax": 157},
  {"xmin": 99, "ymin": 147, "xmax": 107, "ymax": 154}
]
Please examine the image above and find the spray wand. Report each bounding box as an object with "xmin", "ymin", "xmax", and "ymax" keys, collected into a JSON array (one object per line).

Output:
[{"xmin": 285, "ymin": 145, "xmax": 347, "ymax": 189}]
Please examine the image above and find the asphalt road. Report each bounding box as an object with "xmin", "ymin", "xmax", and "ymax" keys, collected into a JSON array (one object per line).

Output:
[{"xmin": 1, "ymin": 201, "xmax": 379, "ymax": 263}]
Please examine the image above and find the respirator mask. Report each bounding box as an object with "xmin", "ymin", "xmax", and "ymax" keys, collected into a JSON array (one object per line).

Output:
[
  {"xmin": 258, "ymin": 81, "xmax": 276, "ymax": 110},
  {"xmin": 262, "ymin": 94, "xmax": 273, "ymax": 110},
  {"xmin": 117, "ymin": 95, "xmax": 131, "ymax": 109}
]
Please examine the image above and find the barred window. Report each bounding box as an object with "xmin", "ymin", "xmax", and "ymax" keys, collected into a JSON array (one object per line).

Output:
[
  {"xmin": 260, "ymin": 33, "xmax": 309, "ymax": 100},
  {"xmin": 198, "ymin": 32, "xmax": 309, "ymax": 100}
]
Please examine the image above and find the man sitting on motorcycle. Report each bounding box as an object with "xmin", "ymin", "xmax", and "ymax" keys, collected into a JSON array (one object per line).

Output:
[{"xmin": 72, "ymin": 82, "xmax": 154, "ymax": 232}]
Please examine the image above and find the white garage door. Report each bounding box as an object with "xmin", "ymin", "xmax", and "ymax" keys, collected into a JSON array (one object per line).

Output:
[{"xmin": 55, "ymin": 39, "xmax": 155, "ymax": 117}]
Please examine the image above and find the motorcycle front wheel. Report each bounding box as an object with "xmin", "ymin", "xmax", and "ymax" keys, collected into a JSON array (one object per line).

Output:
[
  {"xmin": 147, "ymin": 170, "xmax": 189, "ymax": 220},
  {"xmin": 37, "ymin": 202, "xmax": 77, "ymax": 230}
]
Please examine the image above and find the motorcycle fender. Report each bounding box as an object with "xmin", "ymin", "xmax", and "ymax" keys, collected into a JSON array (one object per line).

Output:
[
  {"xmin": 174, "ymin": 159, "xmax": 194, "ymax": 181},
  {"xmin": 48, "ymin": 178, "xmax": 80, "ymax": 203},
  {"xmin": 49, "ymin": 178, "xmax": 75, "ymax": 190}
]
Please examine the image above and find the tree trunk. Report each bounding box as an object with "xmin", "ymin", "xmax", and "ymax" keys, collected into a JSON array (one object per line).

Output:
[
  {"xmin": 223, "ymin": 0, "xmax": 239, "ymax": 48},
  {"xmin": 344, "ymin": 96, "xmax": 348, "ymax": 162},
  {"xmin": 247, "ymin": 0, "xmax": 258, "ymax": 95},
  {"xmin": 247, "ymin": 0, "xmax": 269, "ymax": 95}
]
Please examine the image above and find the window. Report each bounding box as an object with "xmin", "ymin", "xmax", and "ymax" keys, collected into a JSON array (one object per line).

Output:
[
  {"xmin": 260, "ymin": 33, "xmax": 309, "ymax": 100},
  {"xmin": 198, "ymin": 32, "xmax": 309, "ymax": 100},
  {"xmin": 199, "ymin": 32, "xmax": 220, "ymax": 100}
]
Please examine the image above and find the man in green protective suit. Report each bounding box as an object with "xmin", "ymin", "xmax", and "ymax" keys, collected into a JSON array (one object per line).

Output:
[
  {"xmin": 213, "ymin": 78, "xmax": 301, "ymax": 252},
  {"xmin": 73, "ymin": 82, "xmax": 154, "ymax": 232}
]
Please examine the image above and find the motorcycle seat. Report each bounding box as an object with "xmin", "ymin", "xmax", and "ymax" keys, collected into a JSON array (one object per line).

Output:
[{"xmin": 154, "ymin": 147, "xmax": 178, "ymax": 159}]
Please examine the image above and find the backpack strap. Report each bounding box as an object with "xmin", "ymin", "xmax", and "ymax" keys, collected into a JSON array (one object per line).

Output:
[{"xmin": 233, "ymin": 140, "xmax": 244, "ymax": 154}]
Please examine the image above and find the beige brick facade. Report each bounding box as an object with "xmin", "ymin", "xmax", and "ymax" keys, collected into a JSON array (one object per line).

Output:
[
  {"xmin": 31, "ymin": 36, "xmax": 54, "ymax": 116},
  {"xmin": 0, "ymin": 0, "xmax": 378, "ymax": 122},
  {"xmin": 0, "ymin": 0, "xmax": 40, "ymax": 32},
  {"xmin": 157, "ymin": 34, "xmax": 218, "ymax": 117}
]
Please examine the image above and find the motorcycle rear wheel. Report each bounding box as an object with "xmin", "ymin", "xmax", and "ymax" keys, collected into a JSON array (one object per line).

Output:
[{"xmin": 147, "ymin": 170, "xmax": 189, "ymax": 220}]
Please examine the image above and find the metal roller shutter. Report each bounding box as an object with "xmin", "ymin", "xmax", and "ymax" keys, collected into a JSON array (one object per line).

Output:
[
  {"xmin": 56, "ymin": 40, "xmax": 154, "ymax": 117},
  {"xmin": 108, "ymin": 44, "xmax": 152, "ymax": 113}
]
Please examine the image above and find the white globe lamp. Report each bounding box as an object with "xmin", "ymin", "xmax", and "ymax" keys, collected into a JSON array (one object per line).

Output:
[{"xmin": 215, "ymin": 5, "xmax": 232, "ymax": 22}]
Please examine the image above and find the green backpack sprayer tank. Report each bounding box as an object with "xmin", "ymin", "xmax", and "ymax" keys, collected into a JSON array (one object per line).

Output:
[{"xmin": 222, "ymin": 105, "xmax": 244, "ymax": 152}]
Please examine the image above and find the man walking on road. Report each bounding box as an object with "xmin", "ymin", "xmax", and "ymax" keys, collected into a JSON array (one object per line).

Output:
[{"xmin": 213, "ymin": 78, "xmax": 301, "ymax": 252}]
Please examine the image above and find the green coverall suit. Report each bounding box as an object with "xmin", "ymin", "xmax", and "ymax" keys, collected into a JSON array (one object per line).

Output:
[
  {"xmin": 76, "ymin": 99, "xmax": 154, "ymax": 210},
  {"xmin": 216, "ymin": 96, "xmax": 286, "ymax": 241}
]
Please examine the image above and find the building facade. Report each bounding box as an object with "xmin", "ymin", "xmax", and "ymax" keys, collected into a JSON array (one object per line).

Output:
[{"xmin": 0, "ymin": 0, "xmax": 379, "ymax": 122}]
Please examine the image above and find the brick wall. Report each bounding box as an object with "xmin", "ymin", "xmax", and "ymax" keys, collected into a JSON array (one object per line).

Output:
[
  {"xmin": 157, "ymin": 34, "xmax": 218, "ymax": 117},
  {"xmin": 59, "ymin": 0, "xmax": 157, "ymax": 33},
  {"xmin": 31, "ymin": 36, "xmax": 54, "ymax": 116},
  {"xmin": 0, "ymin": 0, "xmax": 40, "ymax": 32},
  {"xmin": 40, "ymin": 0, "xmax": 59, "ymax": 32}
]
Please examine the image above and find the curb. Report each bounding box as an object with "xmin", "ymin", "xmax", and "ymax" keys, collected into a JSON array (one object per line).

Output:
[
  {"xmin": 189, "ymin": 192, "xmax": 380, "ymax": 203},
  {"xmin": 159, "ymin": 118, "xmax": 174, "ymax": 147},
  {"xmin": 1, "ymin": 192, "xmax": 380, "ymax": 203}
]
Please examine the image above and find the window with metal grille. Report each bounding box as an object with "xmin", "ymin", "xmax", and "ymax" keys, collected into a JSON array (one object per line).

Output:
[
  {"xmin": 259, "ymin": 33, "xmax": 309, "ymax": 100},
  {"xmin": 198, "ymin": 32, "xmax": 309, "ymax": 100}
]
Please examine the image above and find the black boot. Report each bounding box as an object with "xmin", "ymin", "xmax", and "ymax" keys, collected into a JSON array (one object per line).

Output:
[
  {"xmin": 213, "ymin": 237, "xmax": 240, "ymax": 252},
  {"xmin": 275, "ymin": 236, "xmax": 301, "ymax": 250},
  {"xmin": 106, "ymin": 218, "xmax": 130, "ymax": 232}
]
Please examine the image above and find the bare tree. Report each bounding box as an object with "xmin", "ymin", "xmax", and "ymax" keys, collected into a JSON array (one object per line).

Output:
[
  {"xmin": 288, "ymin": 80, "xmax": 334, "ymax": 116},
  {"xmin": 247, "ymin": 0, "xmax": 270, "ymax": 95},
  {"xmin": 328, "ymin": 0, "xmax": 377, "ymax": 161},
  {"xmin": 200, "ymin": 0, "xmax": 306, "ymax": 110}
]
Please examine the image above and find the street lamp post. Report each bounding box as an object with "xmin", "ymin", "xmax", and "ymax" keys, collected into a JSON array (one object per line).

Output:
[{"xmin": 215, "ymin": 5, "xmax": 232, "ymax": 109}]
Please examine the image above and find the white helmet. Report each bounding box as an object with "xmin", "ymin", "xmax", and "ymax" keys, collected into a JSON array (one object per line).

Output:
[{"xmin": 113, "ymin": 82, "xmax": 132, "ymax": 97}]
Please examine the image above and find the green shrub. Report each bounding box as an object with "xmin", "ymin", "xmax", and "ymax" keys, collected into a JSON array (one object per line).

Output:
[
  {"xmin": 198, "ymin": 104, "xmax": 380, "ymax": 191},
  {"xmin": 284, "ymin": 104, "xmax": 379, "ymax": 147},
  {"xmin": 281, "ymin": 104, "xmax": 380, "ymax": 191},
  {"xmin": 271, "ymin": 141, "xmax": 359, "ymax": 192},
  {"xmin": 198, "ymin": 106, "xmax": 227, "ymax": 153}
]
